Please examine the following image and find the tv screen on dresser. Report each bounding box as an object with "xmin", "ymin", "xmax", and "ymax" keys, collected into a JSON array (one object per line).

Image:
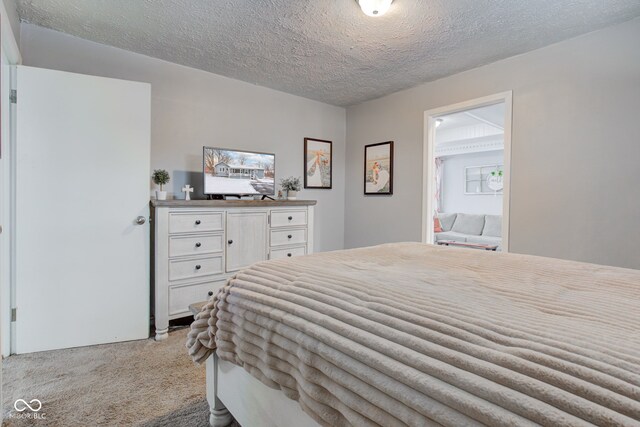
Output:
[{"xmin": 203, "ymin": 147, "xmax": 275, "ymax": 196}]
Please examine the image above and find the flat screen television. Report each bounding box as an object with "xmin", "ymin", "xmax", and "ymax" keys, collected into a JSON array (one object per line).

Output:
[{"xmin": 203, "ymin": 147, "xmax": 275, "ymax": 196}]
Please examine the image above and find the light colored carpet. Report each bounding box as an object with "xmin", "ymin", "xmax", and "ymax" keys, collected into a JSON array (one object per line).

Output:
[{"xmin": 1, "ymin": 328, "xmax": 219, "ymax": 426}]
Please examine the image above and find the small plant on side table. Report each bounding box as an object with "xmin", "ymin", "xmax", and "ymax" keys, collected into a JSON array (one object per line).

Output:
[
  {"xmin": 280, "ymin": 176, "xmax": 301, "ymax": 200},
  {"xmin": 152, "ymin": 169, "xmax": 170, "ymax": 200}
]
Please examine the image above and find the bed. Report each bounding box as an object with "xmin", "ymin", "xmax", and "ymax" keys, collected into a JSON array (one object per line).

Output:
[{"xmin": 187, "ymin": 242, "xmax": 640, "ymax": 426}]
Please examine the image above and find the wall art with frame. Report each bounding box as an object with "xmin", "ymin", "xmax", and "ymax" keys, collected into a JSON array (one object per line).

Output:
[
  {"xmin": 304, "ymin": 137, "xmax": 332, "ymax": 189},
  {"xmin": 364, "ymin": 141, "xmax": 393, "ymax": 195}
]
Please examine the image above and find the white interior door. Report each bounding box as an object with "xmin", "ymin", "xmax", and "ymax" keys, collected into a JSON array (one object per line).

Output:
[{"xmin": 14, "ymin": 66, "xmax": 151, "ymax": 353}]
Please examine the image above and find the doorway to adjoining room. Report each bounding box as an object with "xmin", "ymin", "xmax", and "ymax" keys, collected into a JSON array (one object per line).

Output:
[{"xmin": 422, "ymin": 93, "xmax": 512, "ymax": 252}]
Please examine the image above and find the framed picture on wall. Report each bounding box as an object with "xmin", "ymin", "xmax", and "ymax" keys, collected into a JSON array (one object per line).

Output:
[
  {"xmin": 364, "ymin": 141, "xmax": 394, "ymax": 195},
  {"xmin": 304, "ymin": 137, "xmax": 332, "ymax": 189}
]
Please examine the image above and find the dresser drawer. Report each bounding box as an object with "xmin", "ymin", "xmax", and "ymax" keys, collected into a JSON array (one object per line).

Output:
[
  {"xmin": 168, "ymin": 279, "xmax": 226, "ymax": 317},
  {"xmin": 169, "ymin": 233, "xmax": 223, "ymax": 258},
  {"xmin": 169, "ymin": 211, "xmax": 224, "ymax": 234},
  {"xmin": 270, "ymin": 246, "xmax": 306, "ymax": 260},
  {"xmin": 270, "ymin": 210, "xmax": 307, "ymax": 228},
  {"xmin": 270, "ymin": 228, "xmax": 307, "ymax": 247},
  {"xmin": 169, "ymin": 255, "xmax": 223, "ymax": 281}
]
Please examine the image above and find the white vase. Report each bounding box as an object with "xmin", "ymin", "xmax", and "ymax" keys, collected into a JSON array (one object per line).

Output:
[
  {"xmin": 156, "ymin": 190, "xmax": 167, "ymax": 201},
  {"xmin": 287, "ymin": 190, "xmax": 298, "ymax": 200}
]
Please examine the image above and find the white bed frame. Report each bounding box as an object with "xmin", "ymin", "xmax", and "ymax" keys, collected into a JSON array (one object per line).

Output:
[{"xmin": 206, "ymin": 354, "xmax": 319, "ymax": 427}]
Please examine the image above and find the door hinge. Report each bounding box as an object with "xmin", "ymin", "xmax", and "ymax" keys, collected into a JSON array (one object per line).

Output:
[
  {"xmin": 11, "ymin": 308, "xmax": 16, "ymax": 322},
  {"xmin": 10, "ymin": 89, "xmax": 16, "ymax": 104}
]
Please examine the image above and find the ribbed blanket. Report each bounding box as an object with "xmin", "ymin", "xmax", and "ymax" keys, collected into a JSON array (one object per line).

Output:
[{"xmin": 186, "ymin": 243, "xmax": 640, "ymax": 427}]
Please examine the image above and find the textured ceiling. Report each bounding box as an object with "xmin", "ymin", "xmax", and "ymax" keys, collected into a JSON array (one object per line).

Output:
[{"xmin": 16, "ymin": 0, "xmax": 640, "ymax": 106}]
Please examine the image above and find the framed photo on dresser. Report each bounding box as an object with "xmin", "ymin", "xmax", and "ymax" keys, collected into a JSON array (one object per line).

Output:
[
  {"xmin": 364, "ymin": 141, "xmax": 394, "ymax": 195},
  {"xmin": 304, "ymin": 138, "xmax": 332, "ymax": 189}
]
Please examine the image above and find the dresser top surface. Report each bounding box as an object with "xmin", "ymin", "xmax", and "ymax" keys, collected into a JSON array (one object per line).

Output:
[{"xmin": 150, "ymin": 199, "xmax": 317, "ymax": 208}]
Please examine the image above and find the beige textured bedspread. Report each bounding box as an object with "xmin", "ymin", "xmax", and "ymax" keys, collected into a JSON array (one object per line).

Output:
[{"xmin": 187, "ymin": 243, "xmax": 640, "ymax": 427}]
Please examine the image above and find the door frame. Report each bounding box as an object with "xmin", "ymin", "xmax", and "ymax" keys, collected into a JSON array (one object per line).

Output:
[
  {"xmin": 421, "ymin": 91, "xmax": 513, "ymax": 251},
  {"xmin": 1, "ymin": 2, "xmax": 22, "ymax": 359}
]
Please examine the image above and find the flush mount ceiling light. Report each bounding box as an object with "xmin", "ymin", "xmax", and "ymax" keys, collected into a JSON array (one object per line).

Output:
[{"xmin": 357, "ymin": 0, "xmax": 394, "ymax": 17}]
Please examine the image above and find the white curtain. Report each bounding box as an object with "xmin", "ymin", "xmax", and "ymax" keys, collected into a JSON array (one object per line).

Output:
[{"xmin": 434, "ymin": 157, "xmax": 444, "ymax": 214}]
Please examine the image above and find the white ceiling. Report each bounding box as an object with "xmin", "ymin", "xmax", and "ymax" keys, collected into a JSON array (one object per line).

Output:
[
  {"xmin": 435, "ymin": 104, "xmax": 505, "ymax": 156},
  {"xmin": 437, "ymin": 103, "xmax": 505, "ymax": 132},
  {"xmin": 16, "ymin": 0, "xmax": 640, "ymax": 106}
]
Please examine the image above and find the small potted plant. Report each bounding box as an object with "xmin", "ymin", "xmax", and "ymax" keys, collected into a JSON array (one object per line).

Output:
[
  {"xmin": 280, "ymin": 176, "xmax": 301, "ymax": 200},
  {"xmin": 152, "ymin": 169, "xmax": 170, "ymax": 200}
]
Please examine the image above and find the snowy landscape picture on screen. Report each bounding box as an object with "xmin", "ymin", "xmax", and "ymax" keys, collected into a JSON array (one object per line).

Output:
[{"xmin": 204, "ymin": 147, "xmax": 275, "ymax": 195}]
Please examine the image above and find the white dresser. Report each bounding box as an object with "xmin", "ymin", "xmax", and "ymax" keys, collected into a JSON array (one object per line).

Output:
[{"xmin": 151, "ymin": 199, "xmax": 316, "ymax": 341}]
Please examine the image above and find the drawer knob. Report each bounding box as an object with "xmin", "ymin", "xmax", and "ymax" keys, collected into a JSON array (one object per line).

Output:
[
  {"xmin": 287, "ymin": 234, "xmax": 292, "ymax": 239},
  {"xmin": 208, "ymin": 291, "xmax": 214, "ymax": 297},
  {"xmin": 287, "ymin": 253, "xmax": 292, "ymax": 257},
  {"xmin": 195, "ymin": 264, "xmax": 201, "ymax": 270},
  {"xmin": 195, "ymin": 220, "xmax": 201, "ymax": 225},
  {"xmin": 288, "ymin": 216, "xmax": 293, "ymax": 220},
  {"xmin": 195, "ymin": 242, "xmax": 202, "ymax": 247},
  {"xmin": 228, "ymin": 240, "xmax": 233, "ymax": 245}
]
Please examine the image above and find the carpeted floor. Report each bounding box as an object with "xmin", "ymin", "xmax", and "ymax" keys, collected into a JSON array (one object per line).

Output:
[{"xmin": 1, "ymin": 328, "xmax": 217, "ymax": 426}]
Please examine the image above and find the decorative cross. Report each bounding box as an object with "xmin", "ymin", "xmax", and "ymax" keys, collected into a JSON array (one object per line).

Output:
[{"xmin": 182, "ymin": 184, "xmax": 194, "ymax": 201}]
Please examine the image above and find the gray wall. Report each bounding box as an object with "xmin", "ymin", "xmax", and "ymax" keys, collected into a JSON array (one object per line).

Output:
[
  {"xmin": 346, "ymin": 17, "xmax": 640, "ymax": 269},
  {"xmin": 20, "ymin": 24, "xmax": 347, "ymax": 252},
  {"xmin": 441, "ymin": 151, "xmax": 504, "ymax": 216}
]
